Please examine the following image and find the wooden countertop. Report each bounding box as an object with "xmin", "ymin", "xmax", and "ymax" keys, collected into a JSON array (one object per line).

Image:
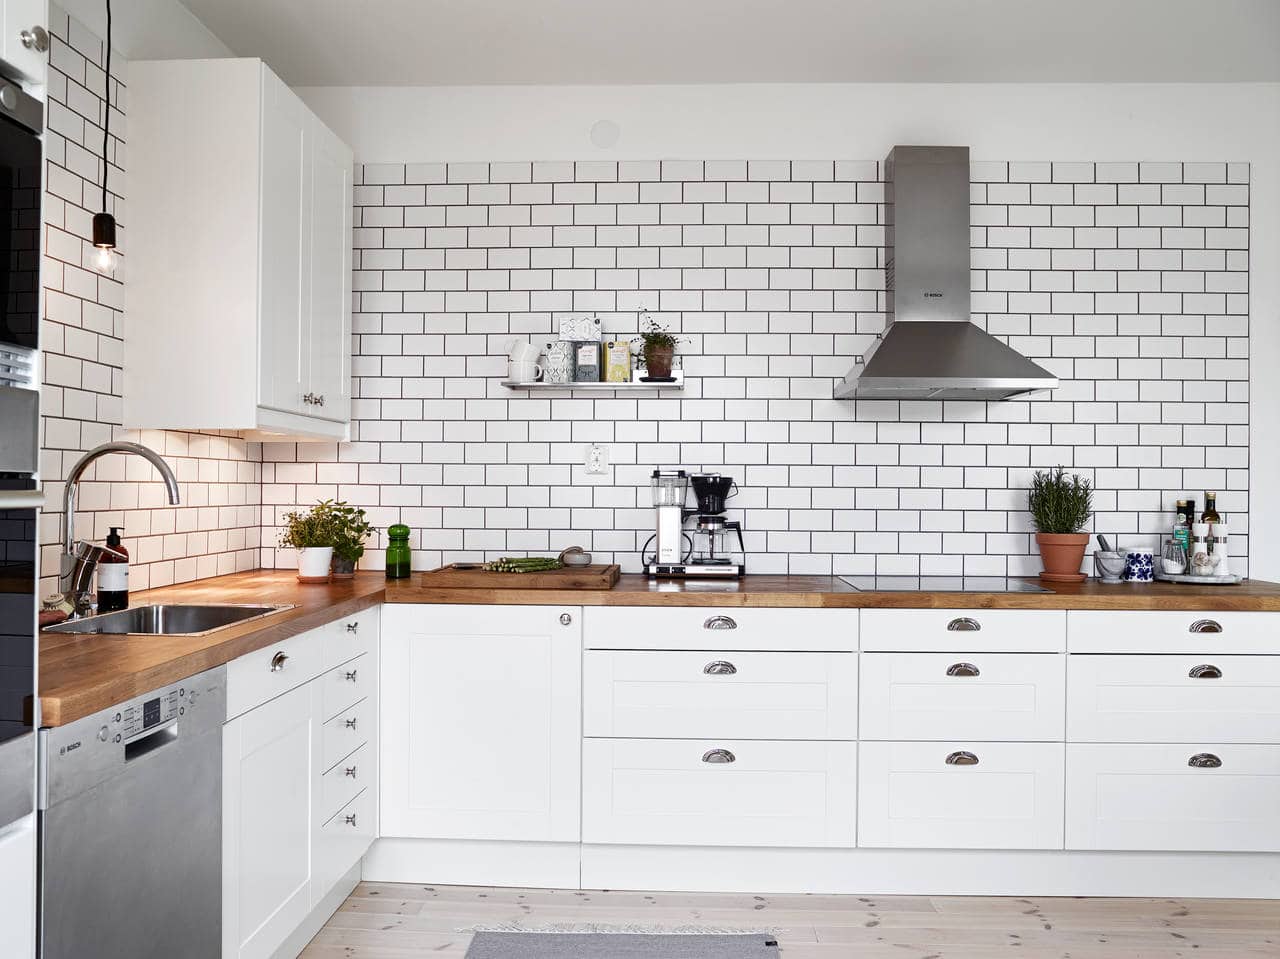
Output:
[
  {"xmin": 38, "ymin": 571, "xmax": 386, "ymax": 727},
  {"xmin": 40, "ymin": 569, "xmax": 1280, "ymax": 726},
  {"xmin": 387, "ymin": 572, "xmax": 1280, "ymax": 610}
]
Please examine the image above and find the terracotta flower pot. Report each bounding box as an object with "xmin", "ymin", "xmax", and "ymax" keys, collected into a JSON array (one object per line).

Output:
[
  {"xmin": 643, "ymin": 343, "xmax": 674, "ymax": 378},
  {"xmin": 1035, "ymin": 532, "xmax": 1090, "ymax": 582}
]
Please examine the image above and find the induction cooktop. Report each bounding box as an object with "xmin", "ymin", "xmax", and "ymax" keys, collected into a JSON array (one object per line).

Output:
[{"xmin": 839, "ymin": 576, "xmax": 1053, "ymax": 593}]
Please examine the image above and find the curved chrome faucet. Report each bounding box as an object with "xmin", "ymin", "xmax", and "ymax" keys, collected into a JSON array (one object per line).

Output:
[{"xmin": 60, "ymin": 442, "xmax": 180, "ymax": 614}]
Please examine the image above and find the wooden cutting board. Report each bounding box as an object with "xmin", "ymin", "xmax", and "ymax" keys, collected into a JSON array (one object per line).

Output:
[{"xmin": 418, "ymin": 563, "xmax": 621, "ymax": 590}]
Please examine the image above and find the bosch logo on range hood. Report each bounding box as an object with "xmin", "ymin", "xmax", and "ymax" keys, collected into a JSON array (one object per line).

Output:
[{"xmin": 835, "ymin": 145, "xmax": 1058, "ymax": 401}]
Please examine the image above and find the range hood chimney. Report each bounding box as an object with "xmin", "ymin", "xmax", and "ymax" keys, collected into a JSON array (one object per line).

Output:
[{"xmin": 835, "ymin": 146, "xmax": 1058, "ymax": 401}]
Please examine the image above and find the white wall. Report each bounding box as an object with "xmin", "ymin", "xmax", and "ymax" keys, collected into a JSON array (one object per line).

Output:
[{"xmin": 299, "ymin": 81, "xmax": 1280, "ymax": 580}]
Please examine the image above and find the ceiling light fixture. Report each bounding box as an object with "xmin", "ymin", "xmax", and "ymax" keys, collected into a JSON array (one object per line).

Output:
[{"xmin": 90, "ymin": 0, "xmax": 118, "ymax": 277}]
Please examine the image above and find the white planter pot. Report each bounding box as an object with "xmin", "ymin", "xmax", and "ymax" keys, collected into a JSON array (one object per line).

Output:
[{"xmin": 296, "ymin": 546, "xmax": 334, "ymax": 580}]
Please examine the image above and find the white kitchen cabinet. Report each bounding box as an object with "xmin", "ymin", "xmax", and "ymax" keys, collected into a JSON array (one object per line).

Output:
[
  {"xmin": 0, "ymin": 0, "xmax": 48, "ymax": 84},
  {"xmin": 1066, "ymin": 743, "xmax": 1280, "ymax": 852},
  {"xmin": 859, "ymin": 741, "xmax": 1065, "ymax": 850},
  {"xmin": 583, "ymin": 649, "xmax": 858, "ymax": 740},
  {"xmin": 861, "ymin": 609, "xmax": 1065, "ymax": 653},
  {"xmin": 126, "ymin": 58, "xmax": 353, "ymax": 440},
  {"xmin": 380, "ymin": 604, "xmax": 582, "ymax": 842},
  {"xmin": 1067, "ymin": 610, "xmax": 1279, "ymax": 654},
  {"xmin": 0, "ymin": 815, "xmax": 35, "ymax": 959},
  {"xmin": 1067, "ymin": 653, "xmax": 1280, "ymax": 744},
  {"xmin": 582, "ymin": 738, "xmax": 857, "ymax": 848},
  {"xmin": 222, "ymin": 681, "xmax": 320, "ymax": 959},
  {"xmin": 223, "ymin": 610, "xmax": 378, "ymax": 959},
  {"xmin": 860, "ymin": 652, "xmax": 1065, "ymax": 741},
  {"xmin": 584, "ymin": 606, "xmax": 858, "ymax": 652}
]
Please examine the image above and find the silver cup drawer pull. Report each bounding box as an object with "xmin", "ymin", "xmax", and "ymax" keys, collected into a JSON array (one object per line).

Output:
[
  {"xmin": 945, "ymin": 751, "xmax": 980, "ymax": 766},
  {"xmin": 947, "ymin": 617, "xmax": 981, "ymax": 632},
  {"xmin": 1188, "ymin": 753, "xmax": 1222, "ymax": 768},
  {"xmin": 946, "ymin": 662, "xmax": 980, "ymax": 677},
  {"xmin": 703, "ymin": 615, "xmax": 738, "ymax": 631},
  {"xmin": 701, "ymin": 748, "xmax": 736, "ymax": 764},
  {"xmin": 703, "ymin": 661, "xmax": 737, "ymax": 675},
  {"xmin": 1189, "ymin": 664, "xmax": 1223, "ymax": 679},
  {"xmin": 1189, "ymin": 619, "xmax": 1222, "ymax": 633},
  {"xmin": 269, "ymin": 651, "xmax": 288, "ymax": 672}
]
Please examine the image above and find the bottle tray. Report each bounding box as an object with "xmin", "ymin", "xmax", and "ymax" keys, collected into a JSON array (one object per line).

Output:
[{"xmin": 1154, "ymin": 571, "xmax": 1242, "ymax": 586}]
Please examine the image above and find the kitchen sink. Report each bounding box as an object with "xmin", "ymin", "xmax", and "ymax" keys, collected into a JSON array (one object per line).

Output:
[{"xmin": 43, "ymin": 604, "xmax": 293, "ymax": 636}]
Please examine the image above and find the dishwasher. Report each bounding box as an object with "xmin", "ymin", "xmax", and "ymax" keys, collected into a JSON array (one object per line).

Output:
[{"xmin": 38, "ymin": 665, "xmax": 226, "ymax": 959}]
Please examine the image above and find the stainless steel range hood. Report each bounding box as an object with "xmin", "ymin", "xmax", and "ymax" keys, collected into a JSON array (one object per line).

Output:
[{"xmin": 835, "ymin": 146, "xmax": 1058, "ymax": 401}]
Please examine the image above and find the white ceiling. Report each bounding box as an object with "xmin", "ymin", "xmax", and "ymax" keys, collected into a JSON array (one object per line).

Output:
[{"xmin": 173, "ymin": 0, "xmax": 1280, "ymax": 86}]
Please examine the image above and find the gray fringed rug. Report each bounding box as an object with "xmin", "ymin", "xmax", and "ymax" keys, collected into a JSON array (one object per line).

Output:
[{"xmin": 464, "ymin": 932, "xmax": 781, "ymax": 958}]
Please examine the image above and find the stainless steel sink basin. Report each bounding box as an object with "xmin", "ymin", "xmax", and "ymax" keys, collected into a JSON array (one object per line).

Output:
[{"xmin": 43, "ymin": 604, "xmax": 293, "ymax": 635}]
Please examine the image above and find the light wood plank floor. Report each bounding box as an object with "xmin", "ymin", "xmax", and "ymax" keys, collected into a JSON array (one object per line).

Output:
[{"xmin": 300, "ymin": 882, "xmax": 1280, "ymax": 957}]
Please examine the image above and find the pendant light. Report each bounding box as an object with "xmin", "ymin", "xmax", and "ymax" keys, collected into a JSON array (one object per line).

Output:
[{"xmin": 90, "ymin": 0, "xmax": 118, "ymax": 276}]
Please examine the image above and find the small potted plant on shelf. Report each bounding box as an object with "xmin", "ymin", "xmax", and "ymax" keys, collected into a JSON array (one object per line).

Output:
[
  {"xmin": 330, "ymin": 501, "xmax": 375, "ymax": 578},
  {"xmin": 279, "ymin": 500, "xmax": 339, "ymax": 583},
  {"xmin": 632, "ymin": 312, "xmax": 684, "ymax": 380},
  {"xmin": 1028, "ymin": 466, "xmax": 1094, "ymax": 583}
]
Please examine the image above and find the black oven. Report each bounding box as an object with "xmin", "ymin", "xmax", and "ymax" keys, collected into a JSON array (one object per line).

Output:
[{"xmin": 0, "ymin": 76, "xmax": 40, "ymax": 835}]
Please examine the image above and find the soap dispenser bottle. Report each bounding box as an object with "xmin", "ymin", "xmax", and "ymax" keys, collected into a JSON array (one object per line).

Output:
[{"xmin": 97, "ymin": 526, "xmax": 129, "ymax": 612}]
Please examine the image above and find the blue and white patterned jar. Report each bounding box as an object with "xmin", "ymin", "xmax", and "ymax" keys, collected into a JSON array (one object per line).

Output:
[{"xmin": 1123, "ymin": 550, "xmax": 1154, "ymax": 582}]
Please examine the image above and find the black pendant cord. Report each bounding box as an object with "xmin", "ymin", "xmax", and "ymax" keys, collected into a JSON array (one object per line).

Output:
[{"xmin": 101, "ymin": 0, "xmax": 111, "ymax": 214}]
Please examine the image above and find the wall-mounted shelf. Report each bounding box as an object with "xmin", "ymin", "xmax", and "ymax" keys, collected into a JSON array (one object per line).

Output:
[{"xmin": 502, "ymin": 371, "xmax": 684, "ymax": 392}]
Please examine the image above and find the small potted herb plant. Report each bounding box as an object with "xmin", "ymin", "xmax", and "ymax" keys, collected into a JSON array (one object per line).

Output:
[
  {"xmin": 330, "ymin": 501, "xmax": 375, "ymax": 578},
  {"xmin": 632, "ymin": 313, "xmax": 683, "ymax": 380},
  {"xmin": 278, "ymin": 500, "xmax": 339, "ymax": 582},
  {"xmin": 1028, "ymin": 466, "xmax": 1094, "ymax": 583}
]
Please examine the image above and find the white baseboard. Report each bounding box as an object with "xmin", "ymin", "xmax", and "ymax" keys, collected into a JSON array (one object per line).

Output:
[
  {"xmin": 581, "ymin": 845, "xmax": 1280, "ymax": 899},
  {"xmin": 272, "ymin": 864, "xmax": 361, "ymax": 959},
  {"xmin": 364, "ymin": 838, "xmax": 580, "ymax": 888}
]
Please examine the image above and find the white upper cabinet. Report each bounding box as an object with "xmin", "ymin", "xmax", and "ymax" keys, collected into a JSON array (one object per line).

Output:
[
  {"xmin": 126, "ymin": 59, "xmax": 353, "ymax": 440},
  {"xmin": 0, "ymin": 0, "xmax": 49, "ymax": 84}
]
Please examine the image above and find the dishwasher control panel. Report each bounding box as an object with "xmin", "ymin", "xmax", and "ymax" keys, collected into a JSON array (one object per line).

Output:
[{"xmin": 120, "ymin": 685, "xmax": 183, "ymax": 741}]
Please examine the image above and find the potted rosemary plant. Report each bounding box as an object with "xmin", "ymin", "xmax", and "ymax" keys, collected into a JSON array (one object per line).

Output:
[
  {"xmin": 278, "ymin": 500, "xmax": 339, "ymax": 582},
  {"xmin": 330, "ymin": 501, "xmax": 375, "ymax": 578},
  {"xmin": 632, "ymin": 313, "xmax": 682, "ymax": 379},
  {"xmin": 1028, "ymin": 466, "xmax": 1094, "ymax": 582}
]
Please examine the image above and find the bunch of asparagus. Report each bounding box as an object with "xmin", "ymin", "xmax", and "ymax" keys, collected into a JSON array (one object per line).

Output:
[{"xmin": 483, "ymin": 556, "xmax": 564, "ymax": 573}]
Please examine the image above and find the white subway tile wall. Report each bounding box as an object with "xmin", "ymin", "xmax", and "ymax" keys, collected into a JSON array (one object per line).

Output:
[
  {"xmin": 261, "ymin": 158, "xmax": 1249, "ymax": 577},
  {"xmin": 39, "ymin": 5, "xmax": 262, "ymax": 597}
]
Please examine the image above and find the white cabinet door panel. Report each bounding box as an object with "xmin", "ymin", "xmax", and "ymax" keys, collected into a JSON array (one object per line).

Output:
[
  {"xmin": 223, "ymin": 682, "xmax": 318, "ymax": 959},
  {"xmin": 313, "ymin": 787, "xmax": 373, "ymax": 907},
  {"xmin": 305, "ymin": 117, "xmax": 353, "ymax": 423},
  {"xmin": 858, "ymin": 741, "xmax": 1065, "ymax": 850},
  {"xmin": 381, "ymin": 604, "xmax": 582, "ymax": 842},
  {"xmin": 1068, "ymin": 610, "xmax": 1280, "ymax": 654},
  {"xmin": 1066, "ymin": 743, "xmax": 1280, "ymax": 852},
  {"xmin": 860, "ymin": 652, "xmax": 1065, "ymax": 741},
  {"xmin": 584, "ymin": 650, "xmax": 857, "ymax": 740},
  {"xmin": 584, "ymin": 607, "xmax": 857, "ymax": 652},
  {"xmin": 861, "ymin": 609, "xmax": 1065, "ymax": 653},
  {"xmin": 582, "ymin": 738, "xmax": 856, "ymax": 848},
  {"xmin": 257, "ymin": 68, "xmax": 308, "ymax": 417},
  {"xmin": 319, "ymin": 653, "xmax": 370, "ymax": 722},
  {"xmin": 1068, "ymin": 654, "xmax": 1280, "ymax": 743},
  {"xmin": 225, "ymin": 625, "xmax": 326, "ymax": 720}
]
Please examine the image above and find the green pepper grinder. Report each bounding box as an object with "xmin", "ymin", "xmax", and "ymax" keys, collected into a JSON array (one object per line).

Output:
[{"xmin": 386, "ymin": 524, "xmax": 412, "ymax": 579}]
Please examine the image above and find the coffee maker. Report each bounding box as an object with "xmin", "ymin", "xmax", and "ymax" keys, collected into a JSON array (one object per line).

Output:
[{"xmin": 643, "ymin": 470, "xmax": 746, "ymax": 578}]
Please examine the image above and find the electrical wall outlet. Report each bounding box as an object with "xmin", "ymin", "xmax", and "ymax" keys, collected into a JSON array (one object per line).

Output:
[{"xmin": 586, "ymin": 444, "xmax": 609, "ymax": 474}]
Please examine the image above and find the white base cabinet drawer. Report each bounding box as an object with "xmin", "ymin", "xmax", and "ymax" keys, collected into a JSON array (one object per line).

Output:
[
  {"xmin": 858, "ymin": 741, "xmax": 1065, "ymax": 850},
  {"xmin": 861, "ymin": 609, "xmax": 1065, "ymax": 653},
  {"xmin": 226, "ymin": 627, "xmax": 326, "ymax": 720},
  {"xmin": 582, "ymin": 738, "xmax": 857, "ymax": 848},
  {"xmin": 322, "ymin": 606, "xmax": 378, "ymax": 668},
  {"xmin": 319, "ymin": 653, "xmax": 371, "ymax": 722},
  {"xmin": 1068, "ymin": 611, "xmax": 1280, "ymax": 654},
  {"xmin": 860, "ymin": 653, "xmax": 1064, "ymax": 741},
  {"xmin": 321, "ymin": 742, "xmax": 368, "ymax": 823},
  {"xmin": 584, "ymin": 607, "xmax": 858, "ymax": 652},
  {"xmin": 584, "ymin": 650, "xmax": 857, "ymax": 739},
  {"xmin": 1066, "ymin": 744, "xmax": 1280, "ymax": 852},
  {"xmin": 1068, "ymin": 654, "xmax": 1280, "ymax": 743},
  {"xmin": 322, "ymin": 698, "xmax": 367, "ymax": 771},
  {"xmin": 313, "ymin": 787, "xmax": 374, "ymax": 905}
]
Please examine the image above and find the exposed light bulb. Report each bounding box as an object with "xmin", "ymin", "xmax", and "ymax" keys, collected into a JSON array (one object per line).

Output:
[{"xmin": 90, "ymin": 244, "xmax": 118, "ymax": 276}]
